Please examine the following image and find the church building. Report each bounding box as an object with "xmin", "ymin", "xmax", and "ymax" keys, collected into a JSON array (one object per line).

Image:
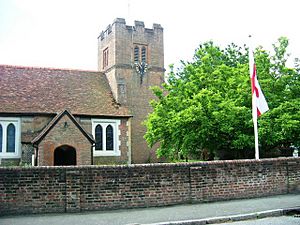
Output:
[{"xmin": 0, "ymin": 18, "xmax": 164, "ymax": 166}]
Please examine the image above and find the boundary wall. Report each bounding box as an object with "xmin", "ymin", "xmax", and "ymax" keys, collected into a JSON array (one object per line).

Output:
[{"xmin": 0, "ymin": 158, "xmax": 299, "ymax": 215}]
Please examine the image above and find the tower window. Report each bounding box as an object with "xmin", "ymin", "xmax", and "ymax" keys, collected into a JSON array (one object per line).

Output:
[
  {"xmin": 134, "ymin": 46, "xmax": 139, "ymax": 63},
  {"xmin": 134, "ymin": 44, "xmax": 148, "ymax": 64},
  {"xmin": 141, "ymin": 46, "xmax": 147, "ymax": 63},
  {"xmin": 103, "ymin": 47, "xmax": 109, "ymax": 69}
]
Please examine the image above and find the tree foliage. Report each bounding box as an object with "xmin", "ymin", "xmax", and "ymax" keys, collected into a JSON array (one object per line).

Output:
[{"xmin": 145, "ymin": 38, "xmax": 300, "ymax": 161}]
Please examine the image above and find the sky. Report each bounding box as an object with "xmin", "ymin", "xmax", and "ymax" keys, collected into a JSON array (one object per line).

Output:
[{"xmin": 0, "ymin": 0, "xmax": 299, "ymax": 72}]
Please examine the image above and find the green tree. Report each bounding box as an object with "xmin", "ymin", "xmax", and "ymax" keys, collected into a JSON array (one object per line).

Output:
[
  {"xmin": 145, "ymin": 38, "xmax": 300, "ymax": 161},
  {"xmin": 258, "ymin": 37, "xmax": 300, "ymax": 156}
]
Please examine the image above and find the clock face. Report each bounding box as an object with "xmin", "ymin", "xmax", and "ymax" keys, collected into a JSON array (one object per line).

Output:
[{"xmin": 135, "ymin": 62, "xmax": 148, "ymax": 84}]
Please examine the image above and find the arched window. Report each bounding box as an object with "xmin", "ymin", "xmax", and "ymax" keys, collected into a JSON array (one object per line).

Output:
[
  {"xmin": 106, "ymin": 125, "xmax": 114, "ymax": 151},
  {"xmin": 7, "ymin": 123, "xmax": 15, "ymax": 153},
  {"xmin": 0, "ymin": 125, "xmax": 2, "ymax": 153},
  {"xmin": 134, "ymin": 46, "xmax": 139, "ymax": 63},
  {"xmin": 141, "ymin": 46, "xmax": 146, "ymax": 63},
  {"xmin": 95, "ymin": 125, "xmax": 103, "ymax": 150},
  {"xmin": 92, "ymin": 119, "xmax": 120, "ymax": 156}
]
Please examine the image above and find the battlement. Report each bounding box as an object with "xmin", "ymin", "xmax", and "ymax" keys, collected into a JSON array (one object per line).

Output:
[{"xmin": 98, "ymin": 18, "xmax": 163, "ymax": 41}]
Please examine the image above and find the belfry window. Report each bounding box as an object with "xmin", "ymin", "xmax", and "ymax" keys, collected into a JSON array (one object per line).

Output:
[
  {"xmin": 141, "ymin": 46, "xmax": 146, "ymax": 63},
  {"xmin": 133, "ymin": 44, "xmax": 148, "ymax": 64},
  {"xmin": 134, "ymin": 46, "xmax": 139, "ymax": 63}
]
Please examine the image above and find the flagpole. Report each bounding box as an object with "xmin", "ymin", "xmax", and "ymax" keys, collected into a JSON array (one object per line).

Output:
[
  {"xmin": 249, "ymin": 35, "xmax": 260, "ymax": 160},
  {"xmin": 252, "ymin": 98, "xmax": 260, "ymax": 160}
]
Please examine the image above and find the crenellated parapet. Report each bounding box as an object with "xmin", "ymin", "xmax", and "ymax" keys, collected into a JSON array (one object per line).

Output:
[{"xmin": 98, "ymin": 18, "xmax": 163, "ymax": 41}]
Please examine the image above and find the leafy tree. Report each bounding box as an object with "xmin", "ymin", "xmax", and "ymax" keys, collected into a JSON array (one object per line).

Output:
[
  {"xmin": 145, "ymin": 38, "xmax": 300, "ymax": 161},
  {"xmin": 258, "ymin": 37, "xmax": 300, "ymax": 156}
]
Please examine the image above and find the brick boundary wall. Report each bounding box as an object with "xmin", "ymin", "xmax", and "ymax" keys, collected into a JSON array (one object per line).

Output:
[{"xmin": 0, "ymin": 158, "xmax": 299, "ymax": 215}]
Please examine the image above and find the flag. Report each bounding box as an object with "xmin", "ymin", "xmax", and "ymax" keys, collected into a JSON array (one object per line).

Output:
[{"xmin": 249, "ymin": 53, "xmax": 269, "ymax": 117}]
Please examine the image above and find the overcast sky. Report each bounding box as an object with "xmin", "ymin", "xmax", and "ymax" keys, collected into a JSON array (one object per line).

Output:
[{"xmin": 0, "ymin": 0, "xmax": 299, "ymax": 71}]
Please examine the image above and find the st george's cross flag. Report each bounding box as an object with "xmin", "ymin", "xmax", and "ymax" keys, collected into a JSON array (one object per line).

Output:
[{"xmin": 249, "ymin": 52, "xmax": 269, "ymax": 118}]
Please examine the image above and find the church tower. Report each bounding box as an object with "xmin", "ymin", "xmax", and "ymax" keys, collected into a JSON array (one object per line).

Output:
[{"xmin": 98, "ymin": 18, "xmax": 164, "ymax": 163}]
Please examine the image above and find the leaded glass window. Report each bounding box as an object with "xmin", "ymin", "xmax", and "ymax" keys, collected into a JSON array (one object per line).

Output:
[
  {"xmin": 92, "ymin": 119, "xmax": 120, "ymax": 156},
  {"xmin": 95, "ymin": 125, "xmax": 103, "ymax": 150},
  {"xmin": 7, "ymin": 123, "xmax": 15, "ymax": 153},
  {"xmin": 106, "ymin": 125, "xmax": 114, "ymax": 151}
]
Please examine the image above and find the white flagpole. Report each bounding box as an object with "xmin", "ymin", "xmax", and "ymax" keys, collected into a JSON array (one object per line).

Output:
[
  {"xmin": 249, "ymin": 35, "xmax": 260, "ymax": 160},
  {"xmin": 253, "ymin": 98, "xmax": 260, "ymax": 160}
]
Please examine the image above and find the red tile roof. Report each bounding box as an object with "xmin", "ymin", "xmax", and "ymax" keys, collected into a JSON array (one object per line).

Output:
[{"xmin": 0, "ymin": 65, "xmax": 129, "ymax": 117}]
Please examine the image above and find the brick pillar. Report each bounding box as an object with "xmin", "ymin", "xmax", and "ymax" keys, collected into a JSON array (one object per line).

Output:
[
  {"xmin": 287, "ymin": 159, "xmax": 300, "ymax": 193},
  {"xmin": 66, "ymin": 169, "xmax": 81, "ymax": 212}
]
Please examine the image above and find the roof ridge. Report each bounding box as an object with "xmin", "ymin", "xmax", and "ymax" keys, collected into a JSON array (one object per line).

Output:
[{"xmin": 0, "ymin": 64, "xmax": 101, "ymax": 73}]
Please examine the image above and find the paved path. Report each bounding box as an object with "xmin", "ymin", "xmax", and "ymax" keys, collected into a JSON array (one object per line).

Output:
[
  {"xmin": 0, "ymin": 194, "xmax": 299, "ymax": 225},
  {"xmin": 217, "ymin": 216, "xmax": 300, "ymax": 225}
]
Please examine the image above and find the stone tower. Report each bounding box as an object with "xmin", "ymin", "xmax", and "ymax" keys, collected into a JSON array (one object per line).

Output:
[{"xmin": 98, "ymin": 18, "xmax": 164, "ymax": 163}]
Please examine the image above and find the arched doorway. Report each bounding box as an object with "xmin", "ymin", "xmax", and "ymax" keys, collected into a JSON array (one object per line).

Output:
[{"xmin": 54, "ymin": 145, "xmax": 76, "ymax": 166}]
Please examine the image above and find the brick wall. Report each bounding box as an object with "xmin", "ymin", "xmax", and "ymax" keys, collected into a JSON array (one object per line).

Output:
[
  {"xmin": 0, "ymin": 167, "xmax": 65, "ymax": 215},
  {"xmin": 0, "ymin": 158, "xmax": 299, "ymax": 215},
  {"xmin": 190, "ymin": 159, "xmax": 289, "ymax": 202}
]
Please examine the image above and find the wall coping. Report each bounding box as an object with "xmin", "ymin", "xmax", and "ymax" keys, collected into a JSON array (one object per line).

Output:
[{"xmin": 0, "ymin": 157, "xmax": 298, "ymax": 171}]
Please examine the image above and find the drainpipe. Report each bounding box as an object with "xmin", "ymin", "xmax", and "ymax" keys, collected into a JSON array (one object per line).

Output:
[
  {"xmin": 127, "ymin": 117, "xmax": 132, "ymax": 165},
  {"xmin": 33, "ymin": 143, "xmax": 38, "ymax": 166},
  {"xmin": 91, "ymin": 144, "xmax": 95, "ymax": 165}
]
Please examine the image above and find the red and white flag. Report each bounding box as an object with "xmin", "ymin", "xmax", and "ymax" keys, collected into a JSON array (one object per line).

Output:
[
  {"xmin": 249, "ymin": 52, "xmax": 269, "ymax": 118},
  {"xmin": 249, "ymin": 46, "xmax": 269, "ymax": 160}
]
